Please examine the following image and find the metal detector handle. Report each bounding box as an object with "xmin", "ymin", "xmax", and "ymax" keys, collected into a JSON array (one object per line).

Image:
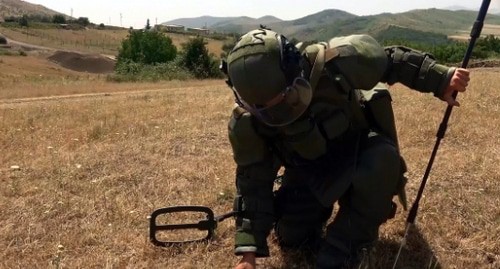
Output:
[{"xmin": 215, "ymin": 211, "xmax": 238, "ymax": 222}]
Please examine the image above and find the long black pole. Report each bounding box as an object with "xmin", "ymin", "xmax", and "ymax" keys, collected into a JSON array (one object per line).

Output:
[
  {"xmin": 407, "ymin": 0, "xmax": 491, "ymax": 228},
  {"xmin": 392, "ymin": 1, "xmax": 491, "ymax": 268}
]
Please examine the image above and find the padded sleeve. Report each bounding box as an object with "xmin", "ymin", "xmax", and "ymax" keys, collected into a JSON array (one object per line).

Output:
[
  {"xmin": 233, "ymin": 161, "xmax": 279, "ymax": 257},
  {"xmin": 228, "ymin": 106, "xmax": 280, "ymax": 256},
  {"xmin": 228, "ymin": 106, "xmax": 270, "ymax": 166},
  {"xmin": 382, "ymin": 46, "xmax": 456, "ymax": 97}
]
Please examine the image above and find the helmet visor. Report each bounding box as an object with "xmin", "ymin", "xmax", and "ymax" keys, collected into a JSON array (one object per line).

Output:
[{"xmin": 233, "ymin": 77, "xmax": 312, "ymax": 126}]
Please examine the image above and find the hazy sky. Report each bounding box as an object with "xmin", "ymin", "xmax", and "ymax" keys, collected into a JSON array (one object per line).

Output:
[{"xmin": 24, "ymin": 0, "xmax": 500, "ymax": 29}]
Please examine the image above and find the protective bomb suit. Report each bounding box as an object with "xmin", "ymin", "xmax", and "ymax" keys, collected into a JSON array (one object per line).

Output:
[{"xmin": 223, "ymin": 28, "xmax": 468, "ymax": 268}]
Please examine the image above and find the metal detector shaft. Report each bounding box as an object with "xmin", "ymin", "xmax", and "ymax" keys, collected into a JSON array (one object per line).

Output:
[{"xmin": 392, "ymin": 1, "xmax": 491, "ymax": 268}]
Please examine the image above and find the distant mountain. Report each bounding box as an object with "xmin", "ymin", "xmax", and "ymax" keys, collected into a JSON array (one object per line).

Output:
[
  {"xmin": 265, "ymin": 9, "xmax": 357, "ymax": 39},
  {"xmin": 445, "ymin": 5, "xmax": 500, "ymax": 14},
  {"xmin": 166, "ymin": 6, "xmax": 500, "ymax": 40},
  {"xmin": 304, "ymin": 8, "xmax": 500, "ymax": 41},
  {"xmin": 164, "ymin": 9, "xmax": 357, "ymax": 37},
  {"xmin": 444, "ymin": 5, "xmax": 473, "ymax": 11},
  {"xmin": 164, "ymin": 15, "xmax": 282, "ymax": 29},
  {"xmin": 167, "ymin": 8, "xmax": 500, "ymax": 42},
  {"xmin": 164, "ymin": 16, "xmax": 237, "ymax": 28},
  {"xmin": 0, "ymin": 0, "xmax": 66, "ymax": 21},
  {"xmin": 4, "ymin": 0, "xmax": 500, "ymax": 45}
]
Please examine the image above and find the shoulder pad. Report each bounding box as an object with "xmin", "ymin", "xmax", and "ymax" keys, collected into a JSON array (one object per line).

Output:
[
  {"xmin": 304, "ymin": 43, "xmax": 326, "ymax": 65},
  {"xmin": 304, "ymin": 43, "xmax": 328, "ymax": 90},
  {"xmin": 325, "ymin": 34, "xmax": 388, "ymax": 90},
  {"xmin": 228, "ymin": 106, "xmax": 269, "ymax": 166}
]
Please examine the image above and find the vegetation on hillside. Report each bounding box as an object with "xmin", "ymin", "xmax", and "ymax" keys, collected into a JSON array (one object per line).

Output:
[
  {"xmin": 375, "ymin": 25, "xmax": 450, "ymax": 45},
  {"xmin": 3, "ymin": 14, "xmax": 91, "ymax": 29}
]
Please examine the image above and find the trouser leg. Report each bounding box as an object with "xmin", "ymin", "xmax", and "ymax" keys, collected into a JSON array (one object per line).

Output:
[
  {"xmin": 274, "ymin": 170, "xmax": 333, "ymax": 250},
  {"xmin": 317, "ymin": 135, "xmax": 401, "ymax": 268}
]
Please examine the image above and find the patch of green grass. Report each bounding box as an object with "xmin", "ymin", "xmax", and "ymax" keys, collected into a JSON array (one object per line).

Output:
[
  {"xmin": 107, "ymin": 61, "xmax": 194, "ymax": 82},
  {"xmin": 0, "ymin": 48, "xmax": 27, "ymax": 56}
]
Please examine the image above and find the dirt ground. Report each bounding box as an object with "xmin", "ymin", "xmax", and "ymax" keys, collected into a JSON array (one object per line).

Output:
[
  {"xmin": 2, "ymin": 34, "xmax": 116, "ymax": 74},
  {"xmin": 47, "ymin": 51, "xmax": 115, "ymax": 74}
]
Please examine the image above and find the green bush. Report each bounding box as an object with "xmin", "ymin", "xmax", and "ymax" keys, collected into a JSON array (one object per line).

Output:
[
  {"xmin": 52, "ymin": 15, "xmax": 66, "ymax": 24},
  {"xmin": 180, "ymin": 37, "xmax": 223, "ymax": 79},
  {"xmin": 475, "ymin": 35, "xmax": 500, "ymax": 57},
  {"xmin": 19, "ymin": 15, "xmax": 29, "ymax": 27},
  {"xmin": 117, "ymin": 30, "xmax": 177, "ymax": 65},
  {"xmin": 76, "ymin": 17, "xmax": 90, "ymax": 27}
]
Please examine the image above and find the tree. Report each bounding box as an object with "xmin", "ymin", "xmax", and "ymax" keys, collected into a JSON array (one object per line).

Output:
[
  {"xmin": 52, "ymin": 14, "xmax": 66, "ymax": 24},
  {"xmin": 145, "ymin": 19, "xmax": 151, "ymax": 30},
  {"xmin": 19, "ymin": 15, "xmax": 29, "ymax": 27},
  {"xmin": 117, "ymin": 30, "xmax": 177, "ymax": 65},
  {"xmin": 76, "ymin": 17, "xmax": 90, "ymax": 27},
  {"xmin": 181, "ymin": 37, "xmax": 222, "ymax": 78}
]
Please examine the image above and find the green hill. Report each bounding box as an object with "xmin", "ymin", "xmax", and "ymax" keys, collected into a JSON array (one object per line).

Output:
[
  {"xmin": 374, "ymin": 24, "xmax": 450, "ymax": 45},
  {"xmin": 294, "ymin": 9, "xmax": 500, "ymax": 41},
  {"xmin": 166, "ymin": 8, "xmax": 500, "ymax": 43}
]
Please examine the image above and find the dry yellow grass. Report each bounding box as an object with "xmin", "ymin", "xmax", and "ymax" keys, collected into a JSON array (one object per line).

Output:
[
  {"xmin": 0, "ymin": 54, "xmax": 222, "ymax": 100},
  {"xmin": 0, "ymin": 63, "xmax": 498, "ymax": 269},
  {"xmin": 449, "ymin": 24, "xmax": 500, "ymax": 41},
  {"xmin": 0, "ymin": 26, "xmax": 226, "ymax": 57}
]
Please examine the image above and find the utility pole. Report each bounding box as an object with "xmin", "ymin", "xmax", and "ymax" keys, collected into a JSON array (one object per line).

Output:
[{"xmin": 120, "ymin": 13, "xmax": 123, "ymax": 27}]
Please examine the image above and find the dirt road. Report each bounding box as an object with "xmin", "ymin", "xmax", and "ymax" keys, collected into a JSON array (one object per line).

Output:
[{"xmin": 0, "ymin": 32, "xmax": 54, "ymax": 52}]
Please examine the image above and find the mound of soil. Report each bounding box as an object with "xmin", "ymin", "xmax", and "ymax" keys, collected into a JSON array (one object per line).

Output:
[{"xmin": 48, "ymin": 51, "xmax": 116, "ymax": 74}]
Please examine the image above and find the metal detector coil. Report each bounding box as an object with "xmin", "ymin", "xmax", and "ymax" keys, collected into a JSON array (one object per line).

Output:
[{"xmin": 149, "ymin": 205, "xmax": 236, "ymax": 247}]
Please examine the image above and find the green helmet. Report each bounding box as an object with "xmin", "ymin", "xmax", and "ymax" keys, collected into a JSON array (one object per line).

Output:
[{"xmin": 226, "ymin": 29, "xmax": 312, "ymax": 127}]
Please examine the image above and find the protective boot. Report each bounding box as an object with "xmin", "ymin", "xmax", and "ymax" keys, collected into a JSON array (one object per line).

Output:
[{"xmin": 315, "ymin": 239, "xmax": 373, "ymax": 269}]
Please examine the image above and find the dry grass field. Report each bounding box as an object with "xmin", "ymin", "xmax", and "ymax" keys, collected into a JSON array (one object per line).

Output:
[
  {"xmin": 449, "ymin": 23, "xmax": 500, "ymax": 41},
  {"xmin": 0, "ymin": 55, "xmax": 220, "ymax": 100},
  {"xmin": 0, "ymin": 26, "xmax": 226, "ymax": 57},
  {"xmin": 0, "ymin": 53, "xmax": 499, "ymax": 268}
]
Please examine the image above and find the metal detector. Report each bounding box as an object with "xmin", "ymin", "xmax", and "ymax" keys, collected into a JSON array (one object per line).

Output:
[{"xmin": 149, "ymin": 205, "xmax": 236, "ymax": 247}]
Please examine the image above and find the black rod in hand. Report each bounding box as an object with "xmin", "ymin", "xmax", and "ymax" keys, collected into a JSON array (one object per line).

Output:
[{"xmin": 393, "ymin": 1, "xmax": 491, "ymax": 268}]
